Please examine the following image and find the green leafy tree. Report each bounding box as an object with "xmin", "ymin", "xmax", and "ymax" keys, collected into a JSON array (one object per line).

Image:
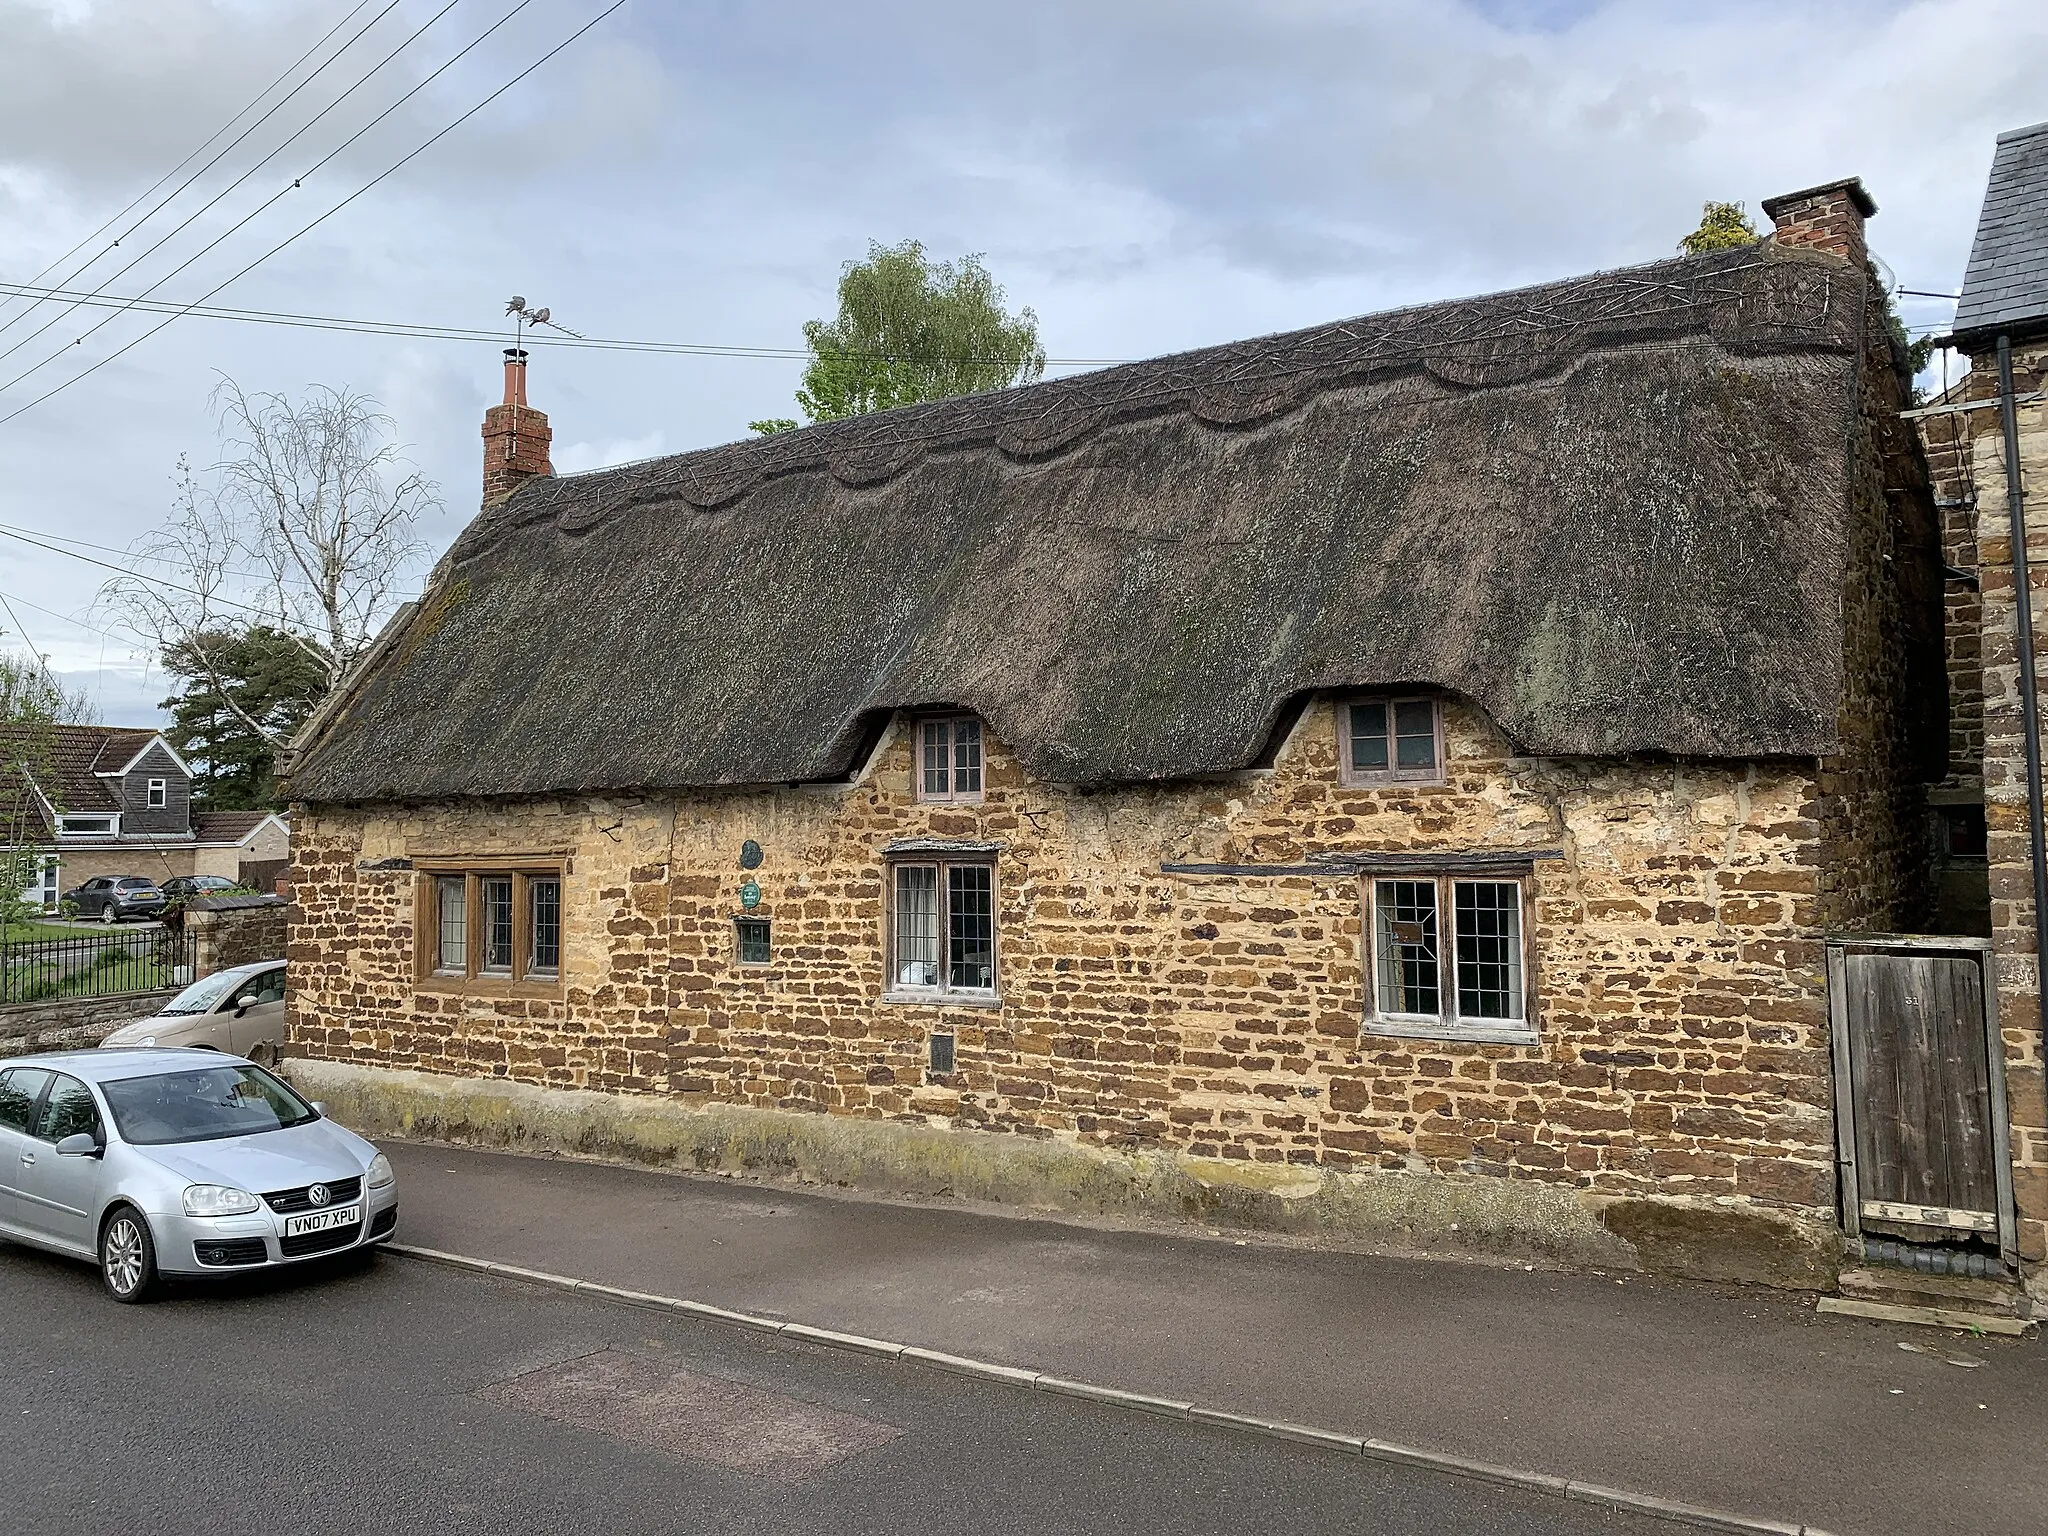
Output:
[
  {"xmin": 1680, "ymin": 201, "xmax": 1760, "ymax": 255},
  {"xmin": 160, "ymin": 625, "xmax": 329, "ymax": 810},
  {"xmin": 764, "ymin": 240, "xmax": 1046, "ymax": 429},
  {"xmin": 0, "ymin": 648, "xmax": 93, "ymax": 927}
]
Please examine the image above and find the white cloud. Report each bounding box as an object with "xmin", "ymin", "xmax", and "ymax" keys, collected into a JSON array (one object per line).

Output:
[{"xmin": 554, "ymin": 431, "xmax": 667, "ymax": 475}]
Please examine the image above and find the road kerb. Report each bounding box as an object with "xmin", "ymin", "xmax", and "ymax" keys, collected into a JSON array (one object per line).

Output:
[
  {"xmin": 383, "ymin": 1242, "xmax": 1816, "ymax": 1535},
  {"xmin": 1366, "ymin": 1440, "xmax": 1571, "ymax": 1494},
  {"xmin": 1564, "ymin": 1481, "xmax": 1804, "ymax": 1535},
  {"xmin": 898, "ymin": 1345, "xmax": 1042, "ymax": 1387},
  {"xmin": 1035, "ymin": 1376, "xmax": 1194, "ymax": 1418},
  {"xmin": 670, "ymin": 1297, "xmax": 787, "ymax": 1333},
  {"xmin": 780, "ymin": 1322, "xmax": 906, "ymax": 1359},
  {"xmin": 1190, "ymin": 1404, "xmax": 1366, "ymax": 1452}
]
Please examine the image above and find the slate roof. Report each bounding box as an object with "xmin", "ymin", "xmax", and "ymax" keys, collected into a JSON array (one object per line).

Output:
[
  {"xmin": 285, "ymin": 243, "xmax": 1893, "ymax": 804},
  {"xmin": 193, "ymin": 811, "xmax": 276, "ymax": 844},
  {"xmin": 1955, "ymin": 121, "xmax": 2048, "ymax": 343},
  {"xmin": 0, "ymin": 724, "xmax": 165, "ymax": 841}
]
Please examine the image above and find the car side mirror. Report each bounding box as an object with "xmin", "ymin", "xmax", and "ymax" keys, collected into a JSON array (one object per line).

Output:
[
  {"xmin": 310, "ymin": 1101, "xmax": 327, "ymax": 1117},
  {"xmin": 55, "ymin": 1133, "xmax": 101, "ymax": 1158}
]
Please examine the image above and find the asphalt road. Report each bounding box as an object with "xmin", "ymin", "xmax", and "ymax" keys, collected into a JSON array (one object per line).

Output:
[{"xmin": 0, "ymin": 1241, "xmax": 1666, "ymax": 1536}]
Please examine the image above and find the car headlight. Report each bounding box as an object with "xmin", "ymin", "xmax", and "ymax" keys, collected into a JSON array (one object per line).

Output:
[
  {"xmin": 366, "ymin": 1152, "xmax": 395, "ymax": 1188},
  {"xmin": 183, "ymin": 1184, "xmax": 261, "ymax": 1217}
]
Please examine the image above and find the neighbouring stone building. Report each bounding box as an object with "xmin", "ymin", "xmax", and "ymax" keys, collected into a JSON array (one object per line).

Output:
[
  {"xmin": 282, "ymin": 179, "xmax": 1957, "ymax": 1285},
  {"xmin": 1912, "ymin": 121, "xmax": 2048, "ymax": 1294},
  {"xmin": 0, "ymin": 724, "xmax": 290, "ymax": 904}
]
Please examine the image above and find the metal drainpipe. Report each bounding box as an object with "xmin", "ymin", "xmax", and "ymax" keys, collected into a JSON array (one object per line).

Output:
[{"xmin": 1997, "ymin": 332, "xmax": 2048, "ymax": 1042}]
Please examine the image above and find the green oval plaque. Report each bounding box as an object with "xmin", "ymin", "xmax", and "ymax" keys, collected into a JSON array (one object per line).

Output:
[{"xmin": 739, "ymin": 878, "xmax": 761, "ymax": 910}]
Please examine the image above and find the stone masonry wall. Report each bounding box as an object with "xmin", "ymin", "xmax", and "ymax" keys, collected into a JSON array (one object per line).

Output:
[
  {"xmin": 1814, "ymin": 290, "xmax": 1940, "ymax": 939},
  {"xmin": 0, "ymin": 990, "xmax": 178, "ymax": 1060},
  {"xmin": 1920, "ymin": 374, "xmax": 1989, "ymax": 791},
  {"xmin": 184, "ymin": 898, "xmax": 289, "ymax": 977},
  {"xmin": 1970, "ymin": 337, "xmax": 2048, "ymax": 1266},
  {"xmin": 290, "ymin": 700, "xmax": 1849, "ymax": 1240},
  {"xmin": 1916, "ymin": 370, "xmax": 1996, "ymax": 936}
]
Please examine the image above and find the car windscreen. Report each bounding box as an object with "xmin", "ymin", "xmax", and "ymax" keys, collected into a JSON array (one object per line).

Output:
[
  {"xmin": 99, "ymin": 1063, "xmax": 318, "ymax": 1146},
  {"xmin": 158, "ymin": 970, "xmax": 247, "ymax": 1016},
  {"xmin": 116, "ymin": 879, "xmax": 157, "ymax": 890}
]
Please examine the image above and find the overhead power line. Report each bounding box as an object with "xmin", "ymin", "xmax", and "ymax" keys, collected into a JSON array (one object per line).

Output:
[
  {"xmin": 0, "ymin": 0, "xmax": 415, "ymax": 352},
  {"xmin": 0, "ymin": 590, "xmax": 130, "ymax": 647},
  {"xmin": 0, "ymin": 0, "xmax": 388, "ymax": 336},
  {"xmin": 0, "ymin": 279, "xmax": 1132, "ymax": 368},
  {"xmin": 0, "ymin": 1, "xmax": 624, "ymax": 428},
  {"xmin": 0, "ymin": 525, "xmax": 287, "ymax": 622},
  {"xmin": 0, "ymin": 0, "xmax": 489, "ymax": 382},
  {"xmin": 0, "ymin": 521, "xmax": 277, "ymax": 584}
]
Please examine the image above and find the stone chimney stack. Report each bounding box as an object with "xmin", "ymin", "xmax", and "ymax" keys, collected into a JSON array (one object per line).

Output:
[
  {"xmin": 481, "ymin": 348, "xmax": 553, "ymax": 505},
  {"xmin": 1760, "ymin": 176, "xmax": 1877, "ymax": 268}
]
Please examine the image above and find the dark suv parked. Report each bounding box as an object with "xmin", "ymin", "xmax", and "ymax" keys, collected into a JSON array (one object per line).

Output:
[{"xmin": 61, "ymin": 876, "xmax": 166, "ymax": 924}]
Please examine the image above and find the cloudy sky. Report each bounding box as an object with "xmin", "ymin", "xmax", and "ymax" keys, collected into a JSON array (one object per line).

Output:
[{"xmin": 1, "ymin": 0, "xmax": 2042, "ymax": 726}]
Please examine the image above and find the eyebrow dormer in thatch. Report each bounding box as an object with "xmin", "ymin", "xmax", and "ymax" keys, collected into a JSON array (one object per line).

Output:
[{"xmin": 284, "ymin": 238, "xmax": 1931, "ymax": 804}]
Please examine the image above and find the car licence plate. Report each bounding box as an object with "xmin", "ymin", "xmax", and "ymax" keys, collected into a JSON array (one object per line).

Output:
[{"xmin": 284, "ymin": 1204, "xmax": 362, "ymax": 1237}]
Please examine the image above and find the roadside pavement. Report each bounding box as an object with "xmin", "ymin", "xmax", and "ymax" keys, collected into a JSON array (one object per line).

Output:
[
  {"xmin": 382, "ymin": 1141, "xmax": 2048, "ymax": 1536},
  {"xmin": 2, "ymin": 1244, "xmax": 1666, "ymax": 1536}
]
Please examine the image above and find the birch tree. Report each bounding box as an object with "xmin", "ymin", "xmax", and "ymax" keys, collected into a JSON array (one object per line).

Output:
[{"xmin": 103, "ymin": 380, "xmax": 440, "ymax": 751}]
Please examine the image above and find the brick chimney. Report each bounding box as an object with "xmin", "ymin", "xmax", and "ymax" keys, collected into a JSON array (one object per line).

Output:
[
  {"xmin": 1760, "ymin": 176, "xmax": 1877, "ymax": 268},
  {"xmin": 481, "ymin": 348, "xmax": 553, "ymax": 505}
]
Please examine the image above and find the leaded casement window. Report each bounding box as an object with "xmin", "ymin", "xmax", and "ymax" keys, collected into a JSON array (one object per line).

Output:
[
  {"xmin": 419, "ymin": 866, "xmax": 564, "ymax": 988},
  {"xmin": 1340, "ymin": 696, "xmax": 1443, "ymax": 786},
  {"xmin": 1365, "ymin": 875, "xmax": 1532, "ymax": 1043},
  {"xmin": 886, "ymin": 854, "xmax": 998, "ymax": 1001},
  {"xmin": 916, "ymin": 715, "xmax": 984, "ymax": 803}
]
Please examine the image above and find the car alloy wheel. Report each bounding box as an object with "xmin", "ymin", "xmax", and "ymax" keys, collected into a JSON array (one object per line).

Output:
[
  {"xmin": 99, "ymin": 903, "xmax": 117, "ymax": 925},
  {"xmin": 100, "ymin": 1208, "xmax": 158, "ymax": 1303}
]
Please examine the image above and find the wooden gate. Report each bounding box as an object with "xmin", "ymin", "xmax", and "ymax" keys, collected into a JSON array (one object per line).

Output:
[{"xmin": 1827, "ymin": 935, "xmax": 2017, "ymax": 1263}]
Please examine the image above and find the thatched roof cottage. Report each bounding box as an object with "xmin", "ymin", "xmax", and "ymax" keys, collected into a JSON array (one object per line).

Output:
[{"xmin": 281, "ymin": 178, "xmax": 1952, "ymax": 1287}]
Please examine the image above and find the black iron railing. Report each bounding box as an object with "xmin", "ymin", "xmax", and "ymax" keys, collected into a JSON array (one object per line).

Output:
[{"xmin": 0, "ymin": 928, "xmax": 197, "ymax": 1006}]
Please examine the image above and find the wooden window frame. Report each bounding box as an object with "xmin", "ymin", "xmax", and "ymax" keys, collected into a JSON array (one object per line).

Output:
[
  {"xmin": 1339, "ymin": 695, "xmax": 1445, "ymax": 787},
  {"xmin": 882, "ymin": 851, "xmax": 1000, "ymax": 1006},
  {"xmin": 414, "ymin": 860, "xmax": 566, "ymax": 995},
  {"xmin": 914, "ymin": 714, "xmax": 985, "ymax": 804},
  {"xmin": 1362, "ymin": 873, "xmax": 1536, "ymax": 1045}
]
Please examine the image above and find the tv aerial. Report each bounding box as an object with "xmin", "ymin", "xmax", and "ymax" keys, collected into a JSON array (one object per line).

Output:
[{"xmin": 505, "ymin": 296, "xmax": 585, "ymax": 343}]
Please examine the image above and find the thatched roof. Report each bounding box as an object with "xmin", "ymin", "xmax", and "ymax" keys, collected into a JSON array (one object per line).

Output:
[{"xmin": 287, "ymin": 244, "xmax": 1878, "ymax": 804}]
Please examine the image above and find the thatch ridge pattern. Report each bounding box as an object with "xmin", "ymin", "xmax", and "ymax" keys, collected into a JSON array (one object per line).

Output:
[{"xmin": 285, "ymin": 245, "xmax": 1872, "ymax": 804}]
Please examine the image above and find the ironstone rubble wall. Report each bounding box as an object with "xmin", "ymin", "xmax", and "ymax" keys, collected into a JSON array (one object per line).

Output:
[
  {"xmin": 183, "ymin": 896, "xmax": 289, "ymax": 977},
  {"xmin": 1968, "ymin": 336, "xmax": 2048, "ymax": 1268},
  {"xmin": 289, "ymin": 688, "xmax": 1917, "ymax": 1277},
  {"xmin": 0, "ymin": 991, "xmax": 177, "ymax": 1060},
  {"xmin": 285, "ymin": 286, "xmax": 1938, "ymax": 1283}
]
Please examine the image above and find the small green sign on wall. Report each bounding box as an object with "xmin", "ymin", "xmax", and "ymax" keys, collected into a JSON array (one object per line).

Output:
[{"xmin": 739, "ymin": 878, "xmax": 762, "ymax": 910}]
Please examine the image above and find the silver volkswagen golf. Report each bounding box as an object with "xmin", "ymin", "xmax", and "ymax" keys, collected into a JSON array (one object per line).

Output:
[{"xmin": 0, "ymin": 1047, "xmax": 397, "ymax": 1302}]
